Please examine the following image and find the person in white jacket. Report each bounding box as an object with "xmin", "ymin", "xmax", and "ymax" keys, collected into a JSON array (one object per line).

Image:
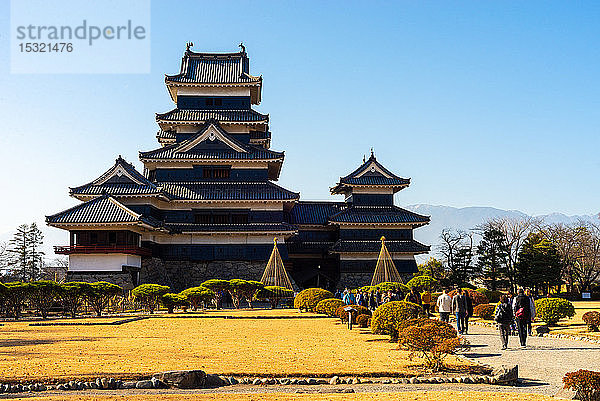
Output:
[{"xmin": 437, "ymin": 289, "xmax": 452, "ymax": 323}]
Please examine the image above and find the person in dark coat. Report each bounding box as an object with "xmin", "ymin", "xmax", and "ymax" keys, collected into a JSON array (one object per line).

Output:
[
  {"xmin": 512, "ymin": 287, "xmax": 532, "ymax": 348},
  {"xmin": 495, "ymin": 295, "xmax": 514, "ymax": 350},
  {"xmin": 464, "ymin": 290, "xmax": 473, "ymax": 334},
  {"xmin": 405, "ymin": 287, "xmax": 422, "ymax": 306}
]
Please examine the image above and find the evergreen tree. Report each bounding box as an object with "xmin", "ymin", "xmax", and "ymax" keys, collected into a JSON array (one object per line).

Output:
[
  {"xmin": 516, "ymin": 233, "xmax": 562, "ymax": 294},
  {"xmin": 27, "ymin": 223, "xmax": 45, "ymax": 281},
  {"xmin": 6, "ymin": 223, "xmax": 45, "ymax": 281},
  {"xmin": 476, "ymin": 227, "xmax": 509, "ymax": 291}
]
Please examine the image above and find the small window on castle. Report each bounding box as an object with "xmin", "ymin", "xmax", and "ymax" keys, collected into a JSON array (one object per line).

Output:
[
  {"xmin": 195, "ymin": 214, "xmax": 211, "ymax": 224},
  {"xmin": 90, "ymin": 232, "xmax": 98, "ymax": 245},
  {"xmin": 214, "ymin": 98, "xmax": 222, "ymax": 106},
  {"xmin": 212, "ymin": 214, "xmax": 228, "ymax": 224},
  {"xmin": 213, "ymin": 168, "xmax": 230, "ymax": 179},
  {"xmin": 108, "ymin": 232, "xmax": 117, "ymax": 245},
  {"xmin": 231, "ymin": 214, "xmax": 248, "ymax": 224},
  {"xmin": 206, "ymin": 98, "xmax": 213, "ymax": 107}
]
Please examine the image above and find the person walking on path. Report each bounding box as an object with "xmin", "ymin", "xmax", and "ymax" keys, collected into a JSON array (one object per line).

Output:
[
  {"xmin": 464, "ymin": 290, "xmax": 473, "ymax": 334},
  {"xmin": 494, "ymin": 295, "xmax": 514, "ymax": 350},
  {"xmin": 437, "ymin": 289, "xmax": 452, "ymax": 323},
  {"xmin": 405, "ymin": 287, "xmax": 422, "ymax": 307},
  {"xmin": 526, "ymin": 289, "xmax": 536, "ymax": 335},
  {"xmin": 452, "ymin": 289, "xmax": 468, "ymax": 334},
  {"xmin": 512, "ymin": 287, "xmax": 532, "ymax": 348},
  {"xmin": 421, "ymin": 290, "xmax": 432, "ymax": 317}
]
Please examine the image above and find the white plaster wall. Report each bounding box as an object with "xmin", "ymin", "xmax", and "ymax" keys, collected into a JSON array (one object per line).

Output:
[{"xmin": 69, "ymin": 254, "xmax": 141, "ymax": 272}]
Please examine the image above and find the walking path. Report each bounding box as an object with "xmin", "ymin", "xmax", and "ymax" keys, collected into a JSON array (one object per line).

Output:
[{"xmin": 462, "ymin": 323, "xmax": 600, "ymax": 395}]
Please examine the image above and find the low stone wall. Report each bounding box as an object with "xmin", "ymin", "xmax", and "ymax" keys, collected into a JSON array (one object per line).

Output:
[
  {"xmin": 140, "ymin": 258, "xmax": 266, "ymax": 292},
  {"xmin": 66, "ymin": 271, "xmax": 135, "ymax": 290},
  {"xmin": 338, "ymin": 272, "xmax": 414, "ymax": 289}
]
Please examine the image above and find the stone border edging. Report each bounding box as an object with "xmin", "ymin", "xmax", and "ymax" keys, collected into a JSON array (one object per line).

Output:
[
  {"xmin": 0, "ymin": 367, "xmax": 518, "ymax": 395},
  {"xmin": 29, "ymin": 316, "xmax": 148, "ymax": 327}
]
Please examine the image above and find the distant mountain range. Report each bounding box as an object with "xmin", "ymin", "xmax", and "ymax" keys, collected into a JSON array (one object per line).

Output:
[
  {"xmin": 2, "ymin": 205, "xmax": 598, "ymax": 265},
  {"xmin": 406, "ymin": 204, "xmax": 600, "ymax": 258}
]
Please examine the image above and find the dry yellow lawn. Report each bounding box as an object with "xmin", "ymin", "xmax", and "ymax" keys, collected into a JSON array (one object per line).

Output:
[
  {"xmin": 545, "ymin": 301, "xmax": 600, "ymax": 339},
  {"xmin": 10, "ymin": 391, "xmax": 556, "ymax": 401},
  {"xmin": 0, "ymin": 309, "xmax": 472, "ymax": 382}
]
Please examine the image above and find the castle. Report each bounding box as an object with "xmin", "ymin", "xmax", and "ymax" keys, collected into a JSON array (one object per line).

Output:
[{"xmin": 47, "ymin": 44, "xmax": 430, "ymax": 291}]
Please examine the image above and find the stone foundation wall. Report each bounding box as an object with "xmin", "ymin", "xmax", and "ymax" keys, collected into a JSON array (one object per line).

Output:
[
  {"xmin": 337, "ymin": 272, "xmax": 414, "ymax": 290},
  {"xmin": 65, "ymin": 271, "xmax": 136, "ymax": 291},
  {"xmin": 140, "ymin": 258, "xmax": 266, "ymax": 292}
]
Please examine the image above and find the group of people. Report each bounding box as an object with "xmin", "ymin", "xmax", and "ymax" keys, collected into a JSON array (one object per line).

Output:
[
  {"xmin": 435, "ymin": 288, "xmax": 473, "ymax": 334},
  {"xmin": 338, "ymin": 285, "xmax": 538, "ymax": 350},
  {"xmin": 494, "ymin": 288, "xmax": 537, "ymax": 349},
  {"xmin": 337, "ymin": 288, "xmax": 403, "ymax": 310}
]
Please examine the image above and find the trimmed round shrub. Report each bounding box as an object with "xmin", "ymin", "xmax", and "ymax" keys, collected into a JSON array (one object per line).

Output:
[
  {"xmin": 371, "ymin": 301, "xmax": 424, "ymax": 339},
  {"xmin": 406, "ymin": 276, "xmax": 437, "ymax": 291},
  {"xmin": 563, "ymin": 369, "xmax": 600, "ymax": 401},
  {"xmin": 315, "ymin": 298, "xmax": 345, "ymax": 316},
  {"xmin": 476, "ymin": 288, "xmax": 503, "ymax": 303},
  {"xmin": 161, "ymin": 293, "xmax": 188, "ymax": 313},
  {"xmin": 180, "ymin": 286, "xmax": 214, "ymax": 310},
  {"xmin": 255, "ymin": 286, "xmax": 294, "ymax": 308},
  {"xmin": 294, "ymin": 288, "xmax": 334, "ymax": 312},
  {"xmin": 582, "ymin": 311, "xmax": 600, "ymax": 332},
  {"xmin": 398, "ymin": 317, "xmax": 467, "ymax": 372},
  {"xmin": 132, "ymin": 284, "xmax": 170, "ymax": 314},
  {"xmin": 396, "ymin": 317, "xmax": 447, "ymax": 333},
  {"xmin": 87, "ymin": 281, "xmax": 122, "ymax": 317},
  {"xmin": 473, "ymin": 303, "xmax": 496, "ymax": 320},
  {"xmin": 335, "ymin": 304, "xmax": 371, "ymax": 323},
  {"xmin": 448, "ymin": 288, "xmax": 489, "ymax": 306},
  {"xmin": 356, "ymin": 314, "xmax": 371, "ymax": 328},
  {"xmin": 535, "ymin": 297, "xmax": 576, "ymax": 325}
]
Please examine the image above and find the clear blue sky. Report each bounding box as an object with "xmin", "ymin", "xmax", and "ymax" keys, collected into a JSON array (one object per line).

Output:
[{"xmin": 0, "ymin": 0, "xmax": 599, "ymax": 235}]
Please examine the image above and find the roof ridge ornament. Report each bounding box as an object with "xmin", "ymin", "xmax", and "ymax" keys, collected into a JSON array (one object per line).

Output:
[
  {"xmin": 186, "ymin": 42, "xmax": 193, "ymax": 52},
  {"xmin": 239, "ymin": 42, "xmax": 246, "ymax": 54}
]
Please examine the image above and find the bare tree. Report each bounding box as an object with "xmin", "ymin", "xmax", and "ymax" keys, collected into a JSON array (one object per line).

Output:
[
  {"xmin": 540, "ymin": 221, "xmax": 600, "ymax": 293},
  {"xmin": 438, "ymin": 229, "xmax": 477, "ymax": 285}
]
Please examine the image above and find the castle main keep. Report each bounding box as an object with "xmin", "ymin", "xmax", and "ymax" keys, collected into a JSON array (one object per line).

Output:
[{"xmin": 47, "ymin": 45, "xmax": 430, "ymax": 291}]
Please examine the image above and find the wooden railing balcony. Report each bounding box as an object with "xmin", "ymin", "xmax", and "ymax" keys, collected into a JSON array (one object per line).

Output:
[{"xmin": 54, "ymin": 245, "xmax": 152, "ymax": 256}]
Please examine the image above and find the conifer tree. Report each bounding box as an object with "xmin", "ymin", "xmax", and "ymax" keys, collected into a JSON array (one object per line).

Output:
[
  {"xmin": 516, "ymin": 233, "xmax": 562, "ymax": 294},
  {"xmin": 476, "ymin": 227, "xmax": 509, "ymax": 291}
]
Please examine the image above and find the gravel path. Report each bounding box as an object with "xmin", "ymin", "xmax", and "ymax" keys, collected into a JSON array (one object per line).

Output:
[{"xmin": 461, "ymin": 323, "xmax": 600, "ymax": 395}]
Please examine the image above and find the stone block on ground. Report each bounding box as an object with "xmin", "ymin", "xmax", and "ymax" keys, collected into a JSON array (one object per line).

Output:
[
  {"xmin": 135, "ymin": 380, "xmax": 153, "ymax": 389},
  {"xmin": 492, "ymin": 365, "xmax": 518, "ymax": 384},
  {"xmin": 153, "ymin": 370, "xmax": 207, "ymax": 389},
  {"xmin": 205, "ymin": 374, "xmax": 227, "ymax": 388},
  {"xmin": 536, "ymin": 325, "xmax": 550, "ymax": 335}
]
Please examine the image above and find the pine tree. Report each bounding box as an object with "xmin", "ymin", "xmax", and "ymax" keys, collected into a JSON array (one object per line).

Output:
[
  {"xmin": 27, "ymin": 223, "xmax": 45, "ymax": 281},
  {"xmin": 7, "ymin": 224, "xmax": 29, "ymax": 281},
  {"xmin": 476, "ymin": 227, "xmax": 509, "ymax": 291},
  {"xmin": 516, "ymin": 233, "xmax": 562, "ymax": 294},
  {"xmin": 6, "ymin": 223, "xmax": 45, "ymax": 281}
]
